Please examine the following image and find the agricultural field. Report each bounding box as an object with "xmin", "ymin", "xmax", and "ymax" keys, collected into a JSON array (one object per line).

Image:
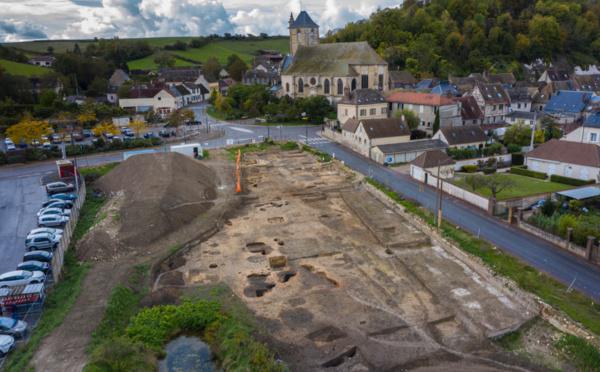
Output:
[
  {"xmin": 127, "ymin": 54, "xmax": 198, "ymax": 71},
  {"xmin": 0, "ymin": 59, "xmax": 52, "ymax": 77},
  {"xmin": 451, "ymin": 173, "xmax": 572, "ymax": 200}
]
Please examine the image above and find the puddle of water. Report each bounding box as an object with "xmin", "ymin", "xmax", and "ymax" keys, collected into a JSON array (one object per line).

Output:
[{"xmin": 159, "ymin": 336, "xmax": 218, "ymax": 372}]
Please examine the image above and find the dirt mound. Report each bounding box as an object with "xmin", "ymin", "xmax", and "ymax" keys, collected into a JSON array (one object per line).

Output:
[{"xmin": 96, "ymin": 152, "xmax": 217, "ymax": 247}]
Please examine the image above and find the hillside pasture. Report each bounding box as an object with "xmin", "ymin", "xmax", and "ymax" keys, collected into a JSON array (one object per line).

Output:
[{"xmin": 0, "ymin": 59, "xmax": 52, "ymax": 76}]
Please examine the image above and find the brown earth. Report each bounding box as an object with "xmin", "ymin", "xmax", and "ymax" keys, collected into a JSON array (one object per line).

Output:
[{"xmin": 30, "ymin": 151, "xmax": 239, "ymax": 372}]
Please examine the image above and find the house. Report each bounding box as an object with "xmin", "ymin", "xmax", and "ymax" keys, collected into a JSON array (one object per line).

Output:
[
  {"xmin": 337, "ymin": 89, "xmax": 387, "ymax": 124},
  {"xmin": 118, "ymin": 87, "xmax": 183, "ymax": 117},
  {"xmin": 389, "ymin": 70, "xmax": 416, "ymax": 89},
  {"xmin": 574, "ymin": 74, "xmax": 600, "ymax": 94},
  {"xmin": 386, "ymin": 91, "xmax": 461, "ymax": 133},
  {"xmin": 341, "ymin": 117, "xmax": 410, "ymax": 158},
  {"xmin": 486, "ymin": 72, "xmax": 516, "ymax": 87},
  {"xmin": 449, "ymin": 75, "xmax": 481, "ymax": 94},
  {"xmin": 415, "ymin": 78, "xmax": 439, "ymax": 91},
  {"xmin": 507, "ymin": 87, "xmax": 532, "ymax": 112},
  {"xmin": 432, "ymin": 126, "xmax": 487, "ymax": 149},
  {"xmin": 410, "ymin": 150, "xmax": 456, "ymax": 181},
  {"xmin": 371, "ymin": 139, "xmax": 448, "ymax": 165},
  {"xmin": 243, "ymin": 69, "xmax": 279, "ymax": 86},
  {"xmin": 526, "ymin": 139, "xmax": 600, "ymax": 182},
  {"xmin": 543, "ymin": 90, "xmax": 593, "ymax": 124},
  {"xmin": 575, "ymin": 65, "xmax": 600, "ymax": 76},
  {"xmin": 562, "ymin": 112, "xmax": 600, "ymax": 145},
  {"xmin": 109, "ymin": 69, "xmax": 131, "ymax": 88},
  {"xmin": 538, "ymin": 68, "xmax": 571, "ymax": 85},
  {"xmin": 506, "ymin": 111, "xmax": 544, "ymax": 127},
  {"xmin": 471, "ymin": 83, "xmax": 511, "ymax": 124},
  {"xmin": 456, "ymin": 96, "xmax": 484, "ymax": 126},
  {"xmin": 430, "ymin": 81, "xmax": 460, "ymax": 97},
  {"xmin": 28, "ymin": 55, "xmax": 55, "ymax": 67}
]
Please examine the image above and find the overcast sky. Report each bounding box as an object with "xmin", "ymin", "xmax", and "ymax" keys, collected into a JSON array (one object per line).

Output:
[{"xmin": 0, "ymin": 0, "xmax": 400, "ymax": 42}]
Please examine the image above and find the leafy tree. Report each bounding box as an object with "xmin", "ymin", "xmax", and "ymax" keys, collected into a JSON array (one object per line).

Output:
[
  {"xmin": 39, "ymin": 90, "xmax": 58, "ymax": 107},
  {"xmin": 396, "ymin": 109, "xmax": 419, "ymax": 130},
  {"xmin": 482, "ymin": 174, "xmax": 515, "ymax": 199},
  {"xmin": 167, "ymin": 109, "xmax": 195, "ymax": 135},
  {"xmin": 154, "ymin": 53, "xmax": 176, "ymax": 68},
  {"xmin": 464, "ymin": 174, "xmax": 486, "ymax": 192},
  {"xmin": 87, "ymin": 77, "xmax": 108, "ymax": 97},
  {"xmin": 504, "ymin": 121, "xmax": 533, "ymax": 146},
  {"xmin": 203, "ymin": 57, "xmax": 221, "ymax": 81},
  {"xmin": 129, "ymin": 120, "xmax": 147, "ymax": 137},
  {"xmin": 92, "ymin": 121, "xmax": 119, "ymax": 137},
  {"xmin": 528, "ymin": 15, "xmax": 562, "ymax": 59},
  {"xmin": 227, "ymin": 57, "xmax": 248, "ymax": 81},
  {"xmin": 6, "ymin": 115, "xmax": 52, "ymax": 144},
  {"xmin": 77, "ymin": 111, "xmax": 96, "ymax": 127}
]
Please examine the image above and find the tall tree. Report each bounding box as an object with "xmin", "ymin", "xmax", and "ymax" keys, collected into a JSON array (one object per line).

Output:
[
  {"xmin": 203, "ymin": 57, "xmax": 221, "ymax": 81},
  {"xmin": 6, "ymin": 115, "xmax": 52, "ymax": 144}
]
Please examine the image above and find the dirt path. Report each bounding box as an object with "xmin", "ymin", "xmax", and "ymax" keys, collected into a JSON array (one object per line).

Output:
[{"xmin": 31, "ymin": 262, "xmax": 129, "ymax": 372}]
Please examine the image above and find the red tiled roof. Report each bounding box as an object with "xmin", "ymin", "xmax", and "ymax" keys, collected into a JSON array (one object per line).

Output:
[
  {"xmin": 528, "ymin": 139, "xmax": 600, "ymax": 168},
  {"xmin": 385, "ymin": 91, "xmax": 454, "ymax": 106}
]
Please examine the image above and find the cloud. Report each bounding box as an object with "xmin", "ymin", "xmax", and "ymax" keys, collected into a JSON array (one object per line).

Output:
[{"xmin": 0, "ymin": 20, "xmax": 48, "ymax": 42}]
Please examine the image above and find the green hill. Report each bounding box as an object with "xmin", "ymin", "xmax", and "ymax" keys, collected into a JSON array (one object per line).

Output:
[
  {"xmin": 0, "ymin": 59, "xmax": 52, "ymax": 77},
  {"xmin": 326, "ymin": 0, "xmax": 600, "ymax": 78}
]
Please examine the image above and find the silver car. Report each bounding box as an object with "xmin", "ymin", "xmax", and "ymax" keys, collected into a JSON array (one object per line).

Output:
[
  {"xmin": 0, "ymin": 270, "xmax": 45, "ymax": 288},
  {"xmin": 38, "ymin": 214, "xmax": 69, "ymax": 227},
  {"xmin": 37, "ymin": 207, "xmax": 71, "ymax": 218},
  {"xmin": 45, "ymin": 182, "xmax": 74, "ymax": 195},
  {"xmin": 0, "ymin": 335, "xmax": 15, "ymax": 356},
  {"xmin": 25, "ymin": 233, "xmax": 60, "ymax": 251},
  {"xmin": 27, "ymin": 227, "xmax": 63, "ymax": 238},
  {"xmin": 0, "ymin": 317, "xmax": 27, "ymax": 339}
]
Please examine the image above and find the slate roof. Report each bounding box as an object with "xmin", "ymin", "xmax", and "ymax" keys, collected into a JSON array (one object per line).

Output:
[
  {"xmin": 507, "ymin": 87, "xmax": 531, "ymax": 102},
  {"xmin": 584, "ymin": 112, "xmax": 600, "ymax": 128},
  {"xmin": 340, "ymin": 89, "xmax": 385, "ymax": 105},
  {"xmin": 476, "ymin": 83, "xmax": 510, "ymax": 105},
  {"xmin": 386, "ymin": 91, "xmax": 454, "ymax": 106},
  {"xmin": 341, "ymin": 118, "xmax": 360, "ymax": 133},
  {"xmin": 528, "ymin": 139, "xmax": 600, "ymax": 168},
  {"xmin": 431, "ymin": 81, "xmax": 460, "ymax": 96},
  {"xmin": 173, "ymin": 85, "xmax": 191, "ymax": 96},
  {"xmin": 376, "ymin": 139, "xmax": 447, "ymax": 154},
  {"xmin": 440, "ymin": 126, "xmax": 487, "ymax": 145},
  {"xmin": 128, "ymin": 87, "xmax": 163, "ymax": 99},
  {"xmin": 544, "ymin": 90, "xmax": 593, "ymax": 114},
  {"xmin": 456, "ymin": 96, "xmax": 484, "ymax": 121},
  {"xmin": 29, "ymin": 55, "xmax": 55, "ymax": 62},
  {"xmin": 575, "ymin": 74, "xmax": 600, "ymax": 92},
  {"xmin": 415, "ymin": 78, "xmax": 439, "ymax": 90},
  {"xmin": 285, "ymin": 42, "xmax": 386, "ymax": 76},
  {"xmin": 289, "ymin": 11, "xmax": 319, "ymax": 28},
  {"xmin": 545, "ymin": 69, "xmax": 571, "ymax": 81},
  {"xmin": 389, "ymin": 70, "xmax": 416, "ymax": 86},
  {"xmin": 487, "ymin": 72, "xmax": 516, "ymax": 85},
  {"xmin": 412, "ymin": 150, "xmax": 455, "ymax": 168},
  {"xmin": 158, "ymin": 68, "xmax": 202, "ymax": 83},
  {"xmin": 361, "ymin": 118, "xmax": 410, "ymax": 139},
  {"xmin": 109, "ymin": 69, "xmax": 130, "ymax": 87}
]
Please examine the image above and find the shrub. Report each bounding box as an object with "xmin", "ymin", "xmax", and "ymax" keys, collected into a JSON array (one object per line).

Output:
[
  {"xmin": 482, "ymin": 167, "xmax": 497, "ymax": 174},
  {"xmin": 528, "ymin": 212, "xmax": 560, "ymax": 234},
  {"xmin": 483, "ymin": 143, "xmax": 503, "ymax": 156},
  {"xmin": 506, "ymin": 143, "xmax": 522, "ymax": 153},
  {"xmin": 511, "ymin": 153, "xmax": 524, "ymax": 166},
  {"xmin": 573, "ymin": 214, "xmax": 600, "ymax": 246},
  {"xmin": 549, "ymin": 174, "xmax": 595, "ymax": 186},
  {"xmin": 461, "ymin": 165, "xmax": 478, "ymax": 173},
  {"xmin": 510, "ymin": 166, "xmax": 547, "ymax": 179},
  {"xmin": 540, "ymin": 197, "xmax": 557, "ymax": 217},
  {"xmin": 557, "ymin": 214, "xmax": 578, "ymax": 238},
  {"xmin": 447, "ymin": 147, "xmax": 480, "ymax": 160}
]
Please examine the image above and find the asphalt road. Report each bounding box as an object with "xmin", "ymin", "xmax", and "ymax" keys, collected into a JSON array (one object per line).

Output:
[{"xmin": 312, "ymin": 140, "xmax": 600, "ymax": 302}]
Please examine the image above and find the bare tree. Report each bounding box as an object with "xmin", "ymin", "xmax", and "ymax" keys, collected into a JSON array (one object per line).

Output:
[{"xmin": 464, "ymin": 174, "xmax": 486, "ymax": 192}]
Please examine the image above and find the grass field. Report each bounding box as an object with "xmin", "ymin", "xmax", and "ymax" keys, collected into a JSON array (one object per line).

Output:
[
  {"xmin": 0, "ymin": 59, "xmax": 52, "ymax": 77},
  {"xmin": 4, "ymin": 37, "xmax": 198, "ymax": 54},
  {"xmin": 127, "ymin": 54, "xmax": 199, "ymax": 70},
  {"xmin": 451, "ymin": 173, "xmax": 572, "ymax": 200}
]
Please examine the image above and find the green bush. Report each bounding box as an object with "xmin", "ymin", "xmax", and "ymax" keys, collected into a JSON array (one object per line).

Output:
[
  {"xmin": 483, "ymin": 143, "xmax": 503, "ymax": 156},
  {"xmin": 279, "ymin": 141, "xmax": 298, "ymax": 151},
  {"xmin": 528, "ymin": 213, "xmax": 560, "ymax": 234},
  {"xmin": 573, "ymin": 214, "xmax": 600, "ymax": 246},
  {"xmin": 447, "ymin": 147, "xmax": 480, "ymax": 160},
  {"xmin": 461, "ymin": 165, "xmax": 478, "ymax": 173},
  {"xmin": 507, "ymin": 143, "xmax": 522, "ymax": 153},
  {"xmin": 510, "ymin": 166, "xmax": 547, "ymax": 180},
  {"xmin": 482, "ymin": 167, "xmax": 496, "ymax": 174},
  {"xmin": 549, "ymin": 174, "xmax": 595, "ymax": 186},
  {"xmin": 557, "ymin": 214, "xmax": 578, "ymax": 238}
]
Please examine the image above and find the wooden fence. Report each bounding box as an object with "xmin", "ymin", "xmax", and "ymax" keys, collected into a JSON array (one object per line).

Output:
[{"xmin": 51, "ymin": 179, "xmax": 87, "ymax": 283}]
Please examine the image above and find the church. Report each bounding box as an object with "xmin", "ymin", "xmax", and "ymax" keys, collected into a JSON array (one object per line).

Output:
[{"xmin": 281, "ymin": 11, "xmax": 389, "ymax": 103}]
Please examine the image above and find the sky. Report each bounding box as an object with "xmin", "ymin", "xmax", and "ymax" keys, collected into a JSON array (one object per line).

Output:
[{"xmin": 0, "ymin": 0, "xmax": 401, "ymax": 42}]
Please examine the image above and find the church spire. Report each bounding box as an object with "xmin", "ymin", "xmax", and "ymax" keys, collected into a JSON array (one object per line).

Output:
[{"xmin": 289, "ymin": 12, "xmax": 294, "ymax": 27}]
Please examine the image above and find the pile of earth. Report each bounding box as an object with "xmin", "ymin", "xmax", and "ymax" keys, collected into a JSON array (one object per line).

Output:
[{"xmin": 86, "ymin": 152, "xmax": 217, "ymax": 255}]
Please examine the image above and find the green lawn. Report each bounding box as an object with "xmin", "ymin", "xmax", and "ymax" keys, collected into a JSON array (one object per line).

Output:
[
  {"xmin": 451, "ymin": 173, "xmax": 572, "ymax": 200},
  {"xmin": 127, "ymin": 53, "xmax": 198, "ymax": 70},
  {"xmin": 0, "ymin": 59, "xmax": 52, "ymax": 76},
  {"xmin": 4, "ymin": 37, "xmax": 196, "ymax": 54}
]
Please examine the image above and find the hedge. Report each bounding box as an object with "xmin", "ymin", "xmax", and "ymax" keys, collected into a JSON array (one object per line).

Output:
[
  {"xmin": 510, "ymin": 166, "xmax": 547, "ymax": 180},
  {"xmin": 550, "ymin": 174, "xmax": 596, "ymax": 186},
  {"xmin": 511, "ymin": 153, "xmax": 524, "ymax": 166},
  {"xmin": 461, "ymin": 165, "xmax": 478, "ymax": 173}
]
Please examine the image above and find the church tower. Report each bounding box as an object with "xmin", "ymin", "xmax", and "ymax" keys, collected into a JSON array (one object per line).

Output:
[{"xmin": 288, "ymin": 11, "xmax": 319, "ymax": 56}]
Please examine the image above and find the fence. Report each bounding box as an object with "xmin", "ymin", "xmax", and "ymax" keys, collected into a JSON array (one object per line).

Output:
[
  {"xmin": 454, "ymin": 154, "xmax": 512, "ymax": 171},
  {"xmin": 51, "ymin": 178, "xmax": 87, "ymax": 283}
]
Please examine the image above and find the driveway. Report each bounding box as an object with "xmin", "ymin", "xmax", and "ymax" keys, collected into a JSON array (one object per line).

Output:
[{"xmin": 313, "ymin": 140, "xmax": 600, "ymax": 302}]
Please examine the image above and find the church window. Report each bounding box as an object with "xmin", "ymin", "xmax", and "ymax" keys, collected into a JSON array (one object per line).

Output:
[
  {"xmin": 324, "ymin": 79, "xmax": 330, "ymax": 94},
  {"xmin": 285, "ymin": 83, "xmax": 289, "ymax": 92},
  {"xmin": 361, "ymin": 75, "xmax": 368, "ymax": 88},
  {"xmin": 351, "ymin": 79, "xmax": 357, "ymax": 91},
  {"xmin": 337, "ymin": 79, "xmax": 343, "ymax": 95},
  {"xmin": 298, "ymin": 78, "xmax": 304, "ymax": 93},
  {"xmin": 310, "ymin": 77, "xmax": 316, "ymax": 85}
]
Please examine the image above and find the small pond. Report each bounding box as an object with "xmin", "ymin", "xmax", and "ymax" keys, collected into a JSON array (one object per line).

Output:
[{"xmin": 159, "ymin": 335, "xmax": 218, "ymax": 372}]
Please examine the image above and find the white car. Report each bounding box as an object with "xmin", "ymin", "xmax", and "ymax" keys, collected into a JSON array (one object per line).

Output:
[
  {"xmin": 27, "ymin": 227, "xmax": 63, "ymax": 238},
  {"xmin": 0, "ymin": 270, "xmax": 45, "ymax": 288},
  {"xmin": 5, "ymin": 143, "xmax": 15, "ymax": 151},
  {"xmin": 38, "ymin": 214, "xmax": 69, "ymax": 227},
  {"xmin": 25, "ymin": 232, "xmax": 61, "ymax": 251},
  {"xmin": 0, "ymin": 335, "xmax": 15, "ymax": 356},
  {"xmin": 37, "ymin": 207, "xmax": 71, "ymax": 218}
]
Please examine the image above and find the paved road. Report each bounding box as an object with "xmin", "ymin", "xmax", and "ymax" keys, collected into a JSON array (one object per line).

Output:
[{"xmin": 311, "ymin": 140, "xmax": 600, "ymax": 302}]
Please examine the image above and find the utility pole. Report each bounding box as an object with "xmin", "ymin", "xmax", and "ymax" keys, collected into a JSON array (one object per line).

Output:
[
  {"xmin": 436, "ymin": 160, "xmax": 443, "ymax": 229},
  {"xmin": 529, "ymin": 111, "xmax": 537, "ymax": 151}
]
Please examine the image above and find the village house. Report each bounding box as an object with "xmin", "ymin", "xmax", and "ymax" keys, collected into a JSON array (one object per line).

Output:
[
  {"xmin": 109, "ymin": 69, "xmax": 131, "ymax": 89},
  {"xmin": 341, "ymin": 117, "xmax": 410, "ymax": 159},
  {"xmin": 118, "ymin": 86, "xmax": 183, "ymax": 118},
  {"xmin": 486, "ymin": 72, "xmax": 517, "ymax": 87},
  {"xmin": 507, "ymin": 87, "xmax": 532, "ymax": 112},
  {"xmin": 574, "ymin": 74, "xmax": 600, "ymax": 94},
  {"xmin": 389, "ymin": 70, "xmax": 416, "ymax": 90},
  {"xmin": 409, "ymin": 150, "xmax": 456, "ymax": 182},
  {"xmin": 543, "ymin": 90, "xmax": 593, "ymax": 124},
  {"xmin": 456, "ymin": 96, "xmax": 484, "ymax": 126},
  {"xmin": 386, "ymin": 91, "xmax": 461, "ymax": 133},
  {"xmin": 526, "ymin": 139, "xmax": 600, "ymax": 182},
  {"xmin": 506, "ymin": 111, "xmax": 543, "ymax": 127},
  {"xmin": 371, "ymin": 139, "xmax": 448, "ymax": 165},
  {"xmin": 432, "ymin": 126, "xmax": 487, "ymax": 149},
  {"xmin": 470, "ymin": 83, "xmax": 511, "ymax": 124},
  {"xmin": 281, "ymin": 11, "xmax": 388, "ymax": 103},
  {"xmin": 28, "ymin": 55, "xmax": 55, "ymax": 67},
  {"xmin": 337, "ymin": 89, "xmax": 387, "ymax": 124},
  {"xmin": 562, "ymin": 112, "xmax": 600, "ymax": 145}
]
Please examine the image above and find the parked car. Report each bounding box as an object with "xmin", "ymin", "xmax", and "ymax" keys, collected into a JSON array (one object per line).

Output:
[
  {"xmin": 51, "ymin": 134, "xmax": 62, "ymax": 144},
  {"xmin": 17, "ymin": 261, "xmax": 50, "ymax": 275},
  {"xmin": 42, "ymin": 142, "xmax": 52, "ymax": 150},
  {"xmin": 3, "ymin": 138, "xmax": 13, "ymax": 146},
  {"xmin": 0, "ymin": 270, "xmax": 45, "ymax": 288},
  {"xmin": 51, "ymin": 193, "xmax": 78, "ymax": 201},
  {"xmin": 0, "ymin": 335, "xmax": 15, "ymax": 356},
  {"xmin": 38, "ymin": 214, "xmax": 69, "ymax": 227},
  {"xmin": 27, "ymin": 227, "xmax": 63, "ymax": 238},
  {"xmin": 158, "ymin": 129, "xmax": 171, "ymax": 138},
  {"xmin": 23, "ymin": 251, "xmax": 53, "ymax": 263},
  {"xmin": 104, "ymin": 133, "xmax": 114, "ymax": 140},
  {"xmin": 143, "ymin": 132, "xmax": 155, "ymax": 139},
  {"xmin": 44, "ymin": 200, "xmax": 73, "ymax": 210},
  {"xmin": 82, "ymin": 129, "xmax": 92, "ymax": 138},
  {"xmin": 37, "ymin": 207, "xmax": 71, "ymax": 218},
  {"xmin": 0, "ymin": 317, "xmax": 27, "ymax": 339},
  {"xmin": 46, "ymin": 182, "xmax": 74, "ymax": 194},
  {"xmin": 72, "ymin": 132, "xmax": 84, "ymax": 142},
  {"xmin": 5, "ymin": 143, "xmax": 15, "ymax": 151},
  {"xmin": 25, "ymin": 233, "xmax": 60, "ymax": 251}
]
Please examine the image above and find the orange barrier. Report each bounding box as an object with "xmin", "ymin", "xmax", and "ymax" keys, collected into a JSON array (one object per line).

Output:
[{"xmin": 235, "ymin": 149, "xmax": 242, "ymax": 193}]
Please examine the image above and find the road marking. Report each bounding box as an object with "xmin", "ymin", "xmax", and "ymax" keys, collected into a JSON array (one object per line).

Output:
[{"xmin": 229, "ymin": 126, "xmax": 254, "ymax": 134}]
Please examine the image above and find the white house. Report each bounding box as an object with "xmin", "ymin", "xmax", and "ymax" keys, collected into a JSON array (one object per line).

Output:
[
  {"xmin": 119, "ymin": 87, "xmax": 183, "ymax": 117},
  {"xmin": 337, "ymin": 89, "xmax": 387, "ymax": 124},
  {"xmin": 410, "ymin": 150, "xmax": 456, "ymax": 182},
  {"xmin": 341, "ymin": 117, "xmax": 411, "ymax": 159},
  {"xmin": 471, "ymin": 83, "xmax": 511, "ymax": 124},
  {"xmin": 432, "ymin": 126, "xmax": 487, "ymax": 149},
  {"xmin": 562, "ymin": 113, "xmax": 600, "ymax": 145},
  {"xmin": 526, "ymin": 139, "xmax": 600, "ymax": 182}
]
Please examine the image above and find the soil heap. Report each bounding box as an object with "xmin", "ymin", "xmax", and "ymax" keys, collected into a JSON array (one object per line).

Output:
[{"xmin": 94, "ymin": 152, "xmax": 217, "ymax": 248}]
